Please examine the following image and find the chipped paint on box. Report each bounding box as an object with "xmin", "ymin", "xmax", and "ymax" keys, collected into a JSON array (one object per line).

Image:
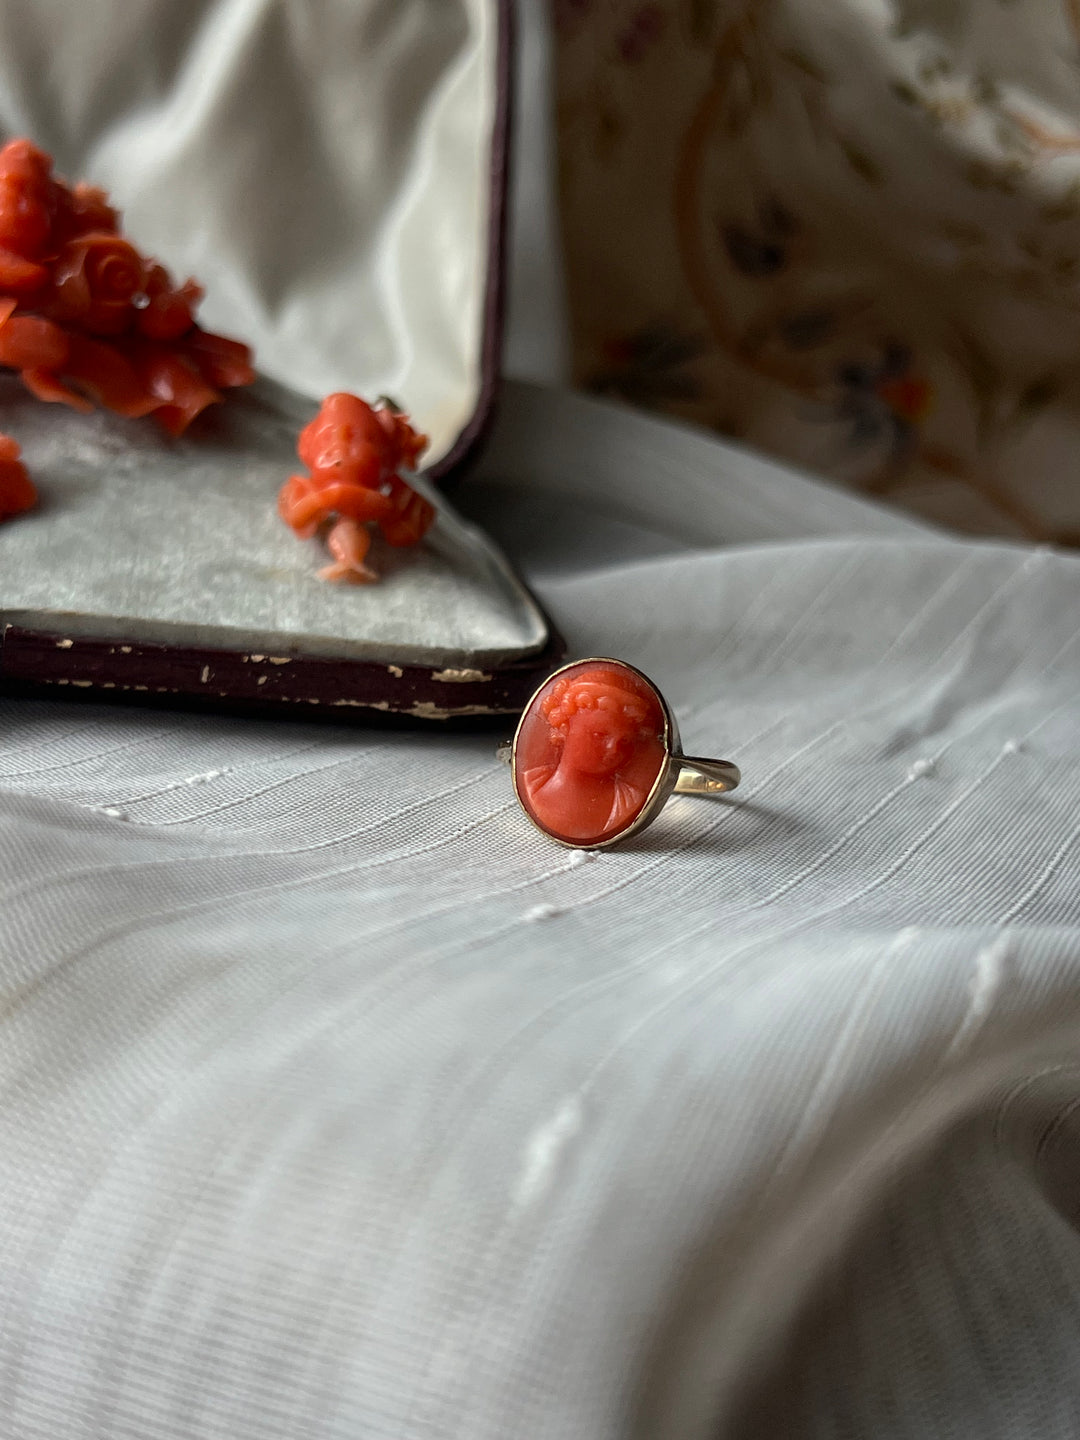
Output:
[{"xmin": 431, "ymin": 667, "xmax": 492, "ymax": 684}]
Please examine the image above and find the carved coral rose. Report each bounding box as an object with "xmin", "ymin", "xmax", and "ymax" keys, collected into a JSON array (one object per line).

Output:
[
  {"xmin": 50, "ymin": 232, "xmax": 147, "ymax": 336},
  {"xmin": 64, "ymin": 182, "xmax": 120, "ymax": 238},
  {"xmin": 0, "ymin": 247, "xmax": 48, "ymax": 295},
  {"xmin": 0, "ymin": 312, "xmax": 70, "ymax": 371},
  {"xmin": 133, "ymin": 264, "xmax": 202, "ymax": 342},
  {"xmin": 181, "ymin": 328, "xmax": 255, "ymax": 389},
  {"xmin": 0, "ymin": 179, "xmax": 52, "ymax": 260},
  {"xmin": 0, "ymin": 139, "xmax": 57, "ymax": 258}
]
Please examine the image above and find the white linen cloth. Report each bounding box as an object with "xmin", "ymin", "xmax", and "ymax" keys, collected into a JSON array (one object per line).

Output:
[{"xmin": 2, "ymin": 378, "xmax": 1080, "ymax": 1439}]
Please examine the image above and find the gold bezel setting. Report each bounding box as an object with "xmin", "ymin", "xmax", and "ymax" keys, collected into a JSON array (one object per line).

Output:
[{"xmin": 509, "ymin": 656, "xmax": 683, "ymax": 851}]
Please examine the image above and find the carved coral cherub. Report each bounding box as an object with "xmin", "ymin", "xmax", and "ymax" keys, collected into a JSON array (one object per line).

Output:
[{"xmin": 277, "ymin": 391, "xmax": 433, "ymax": 582}]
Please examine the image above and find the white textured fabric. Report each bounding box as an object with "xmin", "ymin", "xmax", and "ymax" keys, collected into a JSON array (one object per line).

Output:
[{"xmin": 2, "ymin": 379, "xmax": 1080, "ymax": 1438}]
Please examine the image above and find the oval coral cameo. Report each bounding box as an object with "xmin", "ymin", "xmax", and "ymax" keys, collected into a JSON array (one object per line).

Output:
[{"xmin": 512, "ymin": 659, "xmax": 669, "ymax": 847}]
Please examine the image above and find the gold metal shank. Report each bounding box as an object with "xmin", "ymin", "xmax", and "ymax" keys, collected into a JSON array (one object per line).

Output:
[{"xmin": 673, "ymin": 757, "xmax": 740, "ymax": 795}]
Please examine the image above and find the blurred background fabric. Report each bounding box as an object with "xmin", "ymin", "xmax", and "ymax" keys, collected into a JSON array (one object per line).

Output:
[{"xmin": 549, "ymin": 0, "xmax": 1080, "ymax": 543}]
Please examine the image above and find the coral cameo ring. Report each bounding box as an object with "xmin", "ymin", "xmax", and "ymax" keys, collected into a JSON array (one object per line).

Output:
[{"xmin": 500, "ymin": 658, "xmax": 740, "ymax": 850}]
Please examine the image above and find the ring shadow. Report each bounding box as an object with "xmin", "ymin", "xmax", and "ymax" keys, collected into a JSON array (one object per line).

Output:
[{"xmin": 613, "ymin": 797, "xmax": 813, "ymax": 857}]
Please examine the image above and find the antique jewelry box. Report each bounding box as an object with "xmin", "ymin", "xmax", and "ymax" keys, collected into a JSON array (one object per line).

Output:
[{"xmin": 0, "ymin": 0, "xmax": 561, "ymax": 722}]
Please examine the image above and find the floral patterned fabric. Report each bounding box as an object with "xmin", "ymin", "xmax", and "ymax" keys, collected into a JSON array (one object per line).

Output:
[{"xmin": 554, "ymin": 0, "xmax": 1080, "ymax": 542}]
